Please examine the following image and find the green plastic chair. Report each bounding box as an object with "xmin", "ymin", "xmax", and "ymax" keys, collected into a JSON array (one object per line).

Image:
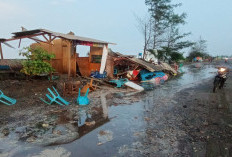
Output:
[
  {"xmin": 0, "ymin": 90, "xmax": 16, "ymax": 105},
  {"xmin": 40, "ymin": 86, "xmax": 70, "ymax": 106}
]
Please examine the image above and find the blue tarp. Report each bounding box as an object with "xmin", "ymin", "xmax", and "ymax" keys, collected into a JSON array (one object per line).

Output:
[{"xmin": 140, "ymin": 69, "xmax": 166, "ymax": 81}]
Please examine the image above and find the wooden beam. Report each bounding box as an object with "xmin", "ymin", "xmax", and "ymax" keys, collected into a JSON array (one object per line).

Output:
[
  {"xmin": 18, "ymin": 39, "xmax": 22, "ymax": 48},
  {"xmin": 28, "ymin": 37, "xmax": 50, "ymax": 44},
  {"xmin": 48, "ymin": 34, "xmax": 53, "ymax": 80},
  {"xmin": 42, "ymin": 34, "xmax": 49, "ymax": 42},
  {"xmin": 50, "ymin": 36, "xmax": 57, "ymax": 42},
  {"xmin": 5, "ymin": 33, "xmax": 46, "ymax": 42},
  {"xmin": 68, "ymin": 41, "xmax": 71, "ymax": 79},
  {"xmin": 0, "ymin": 43, "xmax": 3, "ymax": 59}
]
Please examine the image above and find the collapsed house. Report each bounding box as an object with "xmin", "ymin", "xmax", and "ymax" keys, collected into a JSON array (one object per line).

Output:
[
  {"xmin": 0, "ymin": 28, "xmax": 178, "ymax": 89},
  {"xmin": 0, "ymin": 28, "xmax": 115, "ymax": 78},
  {"xmin": 110, "ymin": 51, "xmax": 177, "ymax": 78}
]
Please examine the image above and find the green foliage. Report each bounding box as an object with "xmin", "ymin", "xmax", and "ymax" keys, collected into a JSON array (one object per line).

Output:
[
  {"xmin": 144, "ymin": 0, "xmax": 192, "ymax": 63},
  {"xmin": 145, "ymin": 0, "xmax": 174, "ymax": 49},
  {"xmin": 187, "ymin": 37, "xmax": 210, "ymax": 61},
  {"xmin": 170, "ymin": 52, "xmax": 185, "ymax": 62},
  {"xmin": 187, "ymin": 51, "xmax": 209, "ymax": 61},
  {"xmin": 155, "ymin": 47, "xmax": 185, "ymax": 62},
  {"xmin": 19, "ymin": 47, "xmax": 55, "ymax": 76}
]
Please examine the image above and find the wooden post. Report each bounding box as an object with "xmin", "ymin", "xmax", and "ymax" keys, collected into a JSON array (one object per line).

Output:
[
  {"xmin": 99, "ymin": 44, "xmax": 108, "ymax": 74},
  {"xmin": 68, "ymin": 41, "xmax": 71, "ymax": 79},
  {"xmin": 0, "ymin": 42, "xmax": 3, "ymax": 59},
  {"xmin": 18, "ymin": 39, "xmax": 22, "ymax": 48},
  {"xmin": 49, "ymin": 35, "xmax": 52, "ymax": 81}
]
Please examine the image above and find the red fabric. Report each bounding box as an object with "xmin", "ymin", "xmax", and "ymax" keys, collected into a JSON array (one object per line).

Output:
[
  {"xmin": 132, "ymin": 70, "xmax": 139, "ymax": 77},
  {"xmin": 78, "ymin": 41, "xmax": 93, "ymax": 46}
]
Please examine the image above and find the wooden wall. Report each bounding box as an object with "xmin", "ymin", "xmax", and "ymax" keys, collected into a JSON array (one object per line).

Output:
[
  {"xmin": 106, "ymin": 55, "xmax": 114, "ymax": 78},
  {"xmin": 32, "ymin": 40, "xmax": 113, "ymax": 78},
  {"xmin": 89, "ymin": 46, "xmax": 103, "ymax": 62},
  {"xmin": 76, "ymin": 57, "xmax": 89, "ymax": 76},
  {"xmin": 76, "ymin": 46, "xmax": 114, "ymax": 78},
  {"xmin": 31, "ymin": 39, "xmax": 76, "ymax": 76}
]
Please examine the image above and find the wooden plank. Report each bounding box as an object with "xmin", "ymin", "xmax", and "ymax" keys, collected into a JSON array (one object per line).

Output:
[
  {"xmin": 81, "ymin": 76, "xmax": 114, "ymax": 87},
  {"xmin": 99, "ymin": 44, "xmax": 108, "ymax": 74},
  {"xmin": 51, "ymin": 36, "xmax": 57, "ymax": 42},
  {"xmin": 76, "ymin": 57, "xmax": 91, "ymax": 76},
  {"xmin": 48, "ymin": 35, "xmax": 53, "ymax": 81},
  {"xmin": 0, "ymin": 43, "xmax": 3, "ymax": 59},
  {"xmin": 28, "ymin": 37, "xmax": 49, "ymax": 44},
  {"xmin": 18, "ymin": 39, "xmax": 22, "ymax": 48},
  {"xmin": 42, "ymin": 34, "xmax": 49, "ymax": 42},
  {"xmin": 67, "ymin": 41, "xmax": 71, "ymax": 78}
]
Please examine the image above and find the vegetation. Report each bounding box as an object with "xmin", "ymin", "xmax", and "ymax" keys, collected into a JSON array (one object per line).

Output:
[
  {"xmin": 186, "ymin": 37, "xmax": 210, "ymax": 61},
  {"xmin": 138, "ymin": 0, "xmax": 194, "ymax": 62},
  {"xmin": 19, "ymin": 46, "xmax": 55, "ymax": 77}
]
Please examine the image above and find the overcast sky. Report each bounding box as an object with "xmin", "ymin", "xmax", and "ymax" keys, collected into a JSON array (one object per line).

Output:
[{"xmin": 0, "ymin": 0, "xmax": 231, "ymax": 59}]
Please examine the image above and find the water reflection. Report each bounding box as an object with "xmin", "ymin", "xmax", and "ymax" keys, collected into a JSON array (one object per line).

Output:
[{"xmin": 77, "ymin": 91, "xmax": 110, "ymax": 138}]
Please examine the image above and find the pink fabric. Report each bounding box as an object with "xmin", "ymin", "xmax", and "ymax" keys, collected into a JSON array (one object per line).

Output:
[
  {"xmin": 162, "ymin": 75, "xmax": 168, "ymax": 81},
  {"xmin": 155, "ymin": 77, "xmax": 161, "ymax": 84}
]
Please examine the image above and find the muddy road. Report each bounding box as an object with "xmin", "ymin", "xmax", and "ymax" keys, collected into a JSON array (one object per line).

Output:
[{"xmin": 0, "ymin": 61, "xmax": 232, "ymax": 157}]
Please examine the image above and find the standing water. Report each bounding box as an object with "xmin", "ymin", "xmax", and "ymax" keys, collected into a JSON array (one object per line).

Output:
[{"xmin": 12, "ymin": 64, "xmax": 217, "ymax": 157}]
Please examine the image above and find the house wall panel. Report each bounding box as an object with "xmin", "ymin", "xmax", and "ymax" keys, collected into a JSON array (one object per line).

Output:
[{"xmin": 76, "ymin": 57, "xmax": 90, "ymax": 76}]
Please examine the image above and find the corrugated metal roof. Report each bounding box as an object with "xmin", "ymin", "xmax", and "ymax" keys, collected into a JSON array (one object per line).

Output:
[{"xmin": 12, "ymin": 29, "xmax": 115, "ymax": 45}]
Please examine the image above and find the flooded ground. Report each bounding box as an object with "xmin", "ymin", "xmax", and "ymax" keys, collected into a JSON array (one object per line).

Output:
[{"xmin": 1, "ymin": 61, "xmax": 232, "ymax": 157}]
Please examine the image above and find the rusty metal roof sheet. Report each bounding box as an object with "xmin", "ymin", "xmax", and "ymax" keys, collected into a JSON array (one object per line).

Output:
[{"xmin": 12, "ymin": 29, "xmax": 115, "ymax": 45}]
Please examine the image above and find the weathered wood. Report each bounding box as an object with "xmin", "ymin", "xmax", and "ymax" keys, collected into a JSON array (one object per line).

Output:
[
  {"xmin": 42, "ymin": 34, "xmax": 49, "ymax": 42},
  {"xmin": 81, "ymin": 76, "xmax": 113, "ymax": 87},
  {"xmin": 51, "ymin": 36, "xmax": 57, "ymax": 42},
  {"xmin": 28, "ymin": 37, "xmax": 49, "ymax": 44},
  {"xmin": 0, "ymin": 43, "xmax": 3, "ymax": 59},
  {"xmin": 5, "ymin": 33, "xmax": 46, "ymax": 42},
  {"xmin": 100, "ymin": 44, "xmax": 108, "ymax": 74},
  {"xmin": 18, "ymin": 39, "xmax": 22, "ymax": 48},
  {"xmin": 49, "ymin": 35, "xmax": 53, "ymax": 81},
  {"xmin": 68, "ymin": 41, "xmax": 71, "ymax": 79}
]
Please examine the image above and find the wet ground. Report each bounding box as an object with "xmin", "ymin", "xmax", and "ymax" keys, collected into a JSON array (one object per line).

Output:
[{"xmin": 0, "ymin": 60, "xmax": 232, "ymax": 157}]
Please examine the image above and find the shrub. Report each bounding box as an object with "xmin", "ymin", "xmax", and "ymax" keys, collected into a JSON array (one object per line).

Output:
[{"xmin": 19, "ymin": 46, "xmax": 55, "ymax": 76}]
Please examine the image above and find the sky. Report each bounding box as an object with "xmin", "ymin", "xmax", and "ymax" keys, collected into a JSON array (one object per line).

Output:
[{"xmin": 0, "ymin": 0, "xmax": 231, "ymax": 59}]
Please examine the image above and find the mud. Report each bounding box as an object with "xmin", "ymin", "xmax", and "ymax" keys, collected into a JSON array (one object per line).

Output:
[{"xmin": 0, "ymin": 60, "xmax": 232, "ymax": 157}]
